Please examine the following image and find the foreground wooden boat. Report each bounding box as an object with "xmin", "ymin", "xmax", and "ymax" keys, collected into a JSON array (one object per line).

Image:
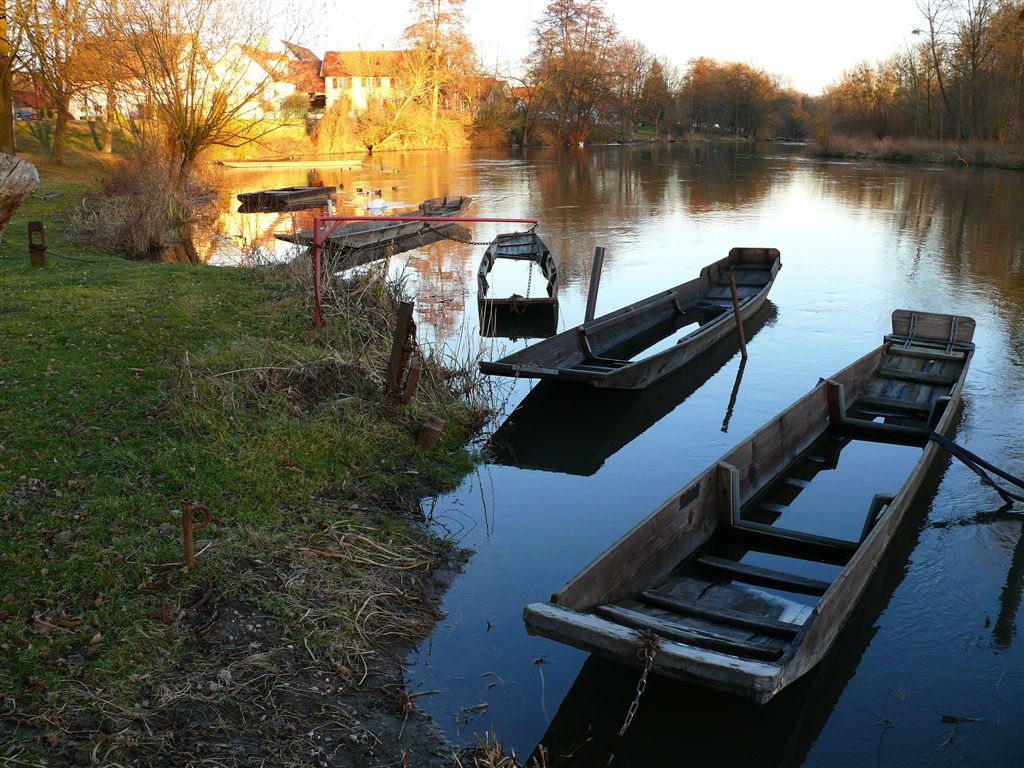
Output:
[
  {"xmin": 480, "ymin": 247, "xmax": 781, "ymax": 389},
  {"xmin": 275, "ymin": 195, "xmax": 471, "ymax": 267},
  {"xmin": 524, "ymin": 310, "xmax": 975, "ymax": 703},
  {"xmin": 237, "ymin": 185, "xmax": 336, "ymax": 212},
  {"xmin": 478, "ymin": 232, "xmax": 559, "ymax": 339}
]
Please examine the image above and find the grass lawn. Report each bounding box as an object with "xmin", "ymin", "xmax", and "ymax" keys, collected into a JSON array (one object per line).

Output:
[{"xmin": 0, "ymin": 148, "xmax": 483, "ymax": 762}]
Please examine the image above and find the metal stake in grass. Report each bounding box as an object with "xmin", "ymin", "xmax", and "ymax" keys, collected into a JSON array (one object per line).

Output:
[
  {"xmin": 182, "ymin": 502, "xmax": 213, "ymax": 569},
  {"xmin": 28, "ymin": 221, "xmax": 47, "ymax": 267}
]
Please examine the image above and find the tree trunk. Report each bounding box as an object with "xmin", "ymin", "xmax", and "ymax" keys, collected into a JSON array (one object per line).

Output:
[
  {"xmin": 0, "ymin": 154, "xmax": 39, "ymax": 239},
  {"xmin": 103, "ymin": 81, "xmax": 116, "ymax": 154},
  {"xmin": 0, "ymin": 2, "xmax": 15, "ymax": 155},
  {"xmin": 51, "ymin": 97, "xmax": 70, "ymax": 163}
]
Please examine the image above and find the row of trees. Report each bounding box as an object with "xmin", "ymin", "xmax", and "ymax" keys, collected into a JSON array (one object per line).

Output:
[
  {"xmin": 518, "ymin": 0, "xmax": 808, "ymax": 144},
  {"xmin": 821, "ymin": 0, "xmax": 1024, "ymax": 143}
]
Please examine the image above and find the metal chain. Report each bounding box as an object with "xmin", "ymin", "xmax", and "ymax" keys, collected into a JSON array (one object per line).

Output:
[
  {"xmin": 430, "ymin": 222, "xmax": 539, "ymax": 247},
  {"xmin": 616, "ymin": 632, "xmax": 659, "ymax": 739}
]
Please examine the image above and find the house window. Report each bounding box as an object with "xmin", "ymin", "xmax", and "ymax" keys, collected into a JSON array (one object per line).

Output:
[
  {"xmin": 335, "ymin": 77, "xmax": 348, "ymax": 89},
  {"xmin": 365, "ymin": 77, "xmax": 379, "ymax": 88}
]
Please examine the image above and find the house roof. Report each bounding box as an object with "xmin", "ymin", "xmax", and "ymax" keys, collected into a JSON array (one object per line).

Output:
[
  {"xmin": 282, "ymin": 40, "xmax": 320, "ymax": 64},
  {"xmin": 320, "ymin": 50, "xmax": 408, "ymax": 78},
  {"xmin": 240, "ymin": 45, "xmax": 324, "ymax": 92}
]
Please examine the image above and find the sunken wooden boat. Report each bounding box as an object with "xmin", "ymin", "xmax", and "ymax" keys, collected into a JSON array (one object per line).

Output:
[
  {"xmin": 275, "ymin": 195, "xmax": 472, "ymax": 266},
  {"xmin": 524, "ymin": 310, "xmax": 975, "ymax": 703},
  {"xmin": 478, "ymin": 232, "xmax": 559, "ymax": 339},
  {"xmin": 480, "ymin": 247, "xmax": 781, "ymax": 389},
  {"xmin": 237, "ymin": 186, "xmax": 336, "ymax": 213}
]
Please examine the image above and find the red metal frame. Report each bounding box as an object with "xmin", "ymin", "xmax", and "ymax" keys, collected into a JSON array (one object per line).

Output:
[{"xmin": 310, "ymin": 215, "xmax": 540, "ymax": 326}]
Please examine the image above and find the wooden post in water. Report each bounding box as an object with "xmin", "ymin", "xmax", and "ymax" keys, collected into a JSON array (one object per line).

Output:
[
  {"xmin": 729, "ymin": 274, "xmax": 748, "ymax": 360},
  {"xmin": 584, "ymin": 246, "xmax": 606, "ymax": 322}
]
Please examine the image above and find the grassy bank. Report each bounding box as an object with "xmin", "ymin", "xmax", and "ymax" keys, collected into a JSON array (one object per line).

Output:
[
  {"xmin": 1, "ymin": 154, "xmax": 486, "ymax": 764},
  {"xmin": 811, "ymin": 134, "xmax": 1024, "ymax": 170}
]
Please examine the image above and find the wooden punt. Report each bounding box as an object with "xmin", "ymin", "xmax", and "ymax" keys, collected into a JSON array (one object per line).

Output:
[
  {"xmin": 524, "ymin": 310, "xmax": 975, "ymax": 703},
  {"xmin": 275, "ymin": 195, "xmax": 471, "ymax": 265},
  {"xmin": 219, "ymin": 158, "xmax": 363, "ymax": 170},
  {"xmin": 480, "ymin": 247, "xmax": 781, "ymax": 389},
  {"xmin": 478, "ymin": 232, "xmax": 559, "ymax": 339},
  {"xmin": 237, "ymin": 186, "xmax": 336, "ymax": 213},
  {"xmin": 487, "ymin": 302, "xmax": 777, "ymax": 476}
]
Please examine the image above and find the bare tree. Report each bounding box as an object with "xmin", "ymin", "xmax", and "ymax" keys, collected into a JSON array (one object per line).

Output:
[
  {"xmin": 528, "ymin": 0, "xmax": 620, "ymax": 144},
  {"xmin": 103, "ymin": 0, "xmax": 307, "ymax": 189},
  {"xmin": 403, "ymin": 0, "xmax": 476, "ymax": 129},
  {"xmin": 21, "ymin": 0, "xmax": 97, "ymax": 162}
]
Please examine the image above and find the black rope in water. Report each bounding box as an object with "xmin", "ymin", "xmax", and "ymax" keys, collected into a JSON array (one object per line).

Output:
[{"xmin": 929, "ymin": 432, "xmax": 1024, "ymax": 504}]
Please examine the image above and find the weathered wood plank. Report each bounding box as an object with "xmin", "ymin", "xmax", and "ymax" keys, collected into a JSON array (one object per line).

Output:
[
  {"xmin": 596, "ymin": 604, "xmax": 786, "ymax": 660},
  {"xmin": 640, "ymin": 589, "xmax": 802, "ymax": 637},
  {"xmin": 697, "ymin": 555, "xmax": 832, "ymax": 596}
]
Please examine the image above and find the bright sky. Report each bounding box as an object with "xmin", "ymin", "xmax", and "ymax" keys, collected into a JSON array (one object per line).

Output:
[{"xmin": 300, "ymin": 0, "xmax": 925, "ymax": 95}]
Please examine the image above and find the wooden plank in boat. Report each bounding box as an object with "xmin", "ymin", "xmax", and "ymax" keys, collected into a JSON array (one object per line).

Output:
[
  {"xmin": 731, "ymin": 526, "xmax": 856, "ymax": 566},
  {"xmin": 654, "ymin": 575, "xmax": 814, "ymax": 626},
  {"xmin": 639, "ymin": 589, "xmax": 801, "ymax": 637},
  {"xmin": 697, "ymin": 555, "xmax": 832, "ymax": 596},
  {"xmin": 877, "ymin": 367, "xmax": 959, "ymax": 387},
  {"xmin": 856, "ymin": 394, "xmax": 933, "ymax": 414},
  {"xmin": 885, "ymin": 345, "xmax": 967, "ymax": 364},
  {"xmin": 595, "ymin": 604, "xmax": 786, "ymax": 660}
]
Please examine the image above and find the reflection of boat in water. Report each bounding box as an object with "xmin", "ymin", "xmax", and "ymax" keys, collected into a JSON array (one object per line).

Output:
[
  {"xmin": 480, "ymin": 248, "xmax": 781, "ymax": 390},
  {"xmin": 486, "ymin": 303, "xmax": 777, "ymax": 476},
  {"xmin": 525, "ymin": 311, "xmax": 974, "ymax": 703},
  {"xmin": 478, "ymin": 232, "xmax": 559, "ymax": 339},
  {"xmin": 274, "ymin": 195, "xmax": 472, "ymax": 267},
  {"xmin": 528, "ymin": 435, "xmax": 961, "ymax": 767}
]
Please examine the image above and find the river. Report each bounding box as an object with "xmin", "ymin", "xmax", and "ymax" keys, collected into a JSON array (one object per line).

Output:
[{"xmin": 214, "ymin": 144, "xmax": 1024, "ymax": 766}]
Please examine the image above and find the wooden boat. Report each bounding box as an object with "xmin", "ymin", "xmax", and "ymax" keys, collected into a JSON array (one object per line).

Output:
[
  {"xmin": 480, "ymin": 247, "xmax": 781, "ymax": 390},
  {"xmin": 219, "ymin": 158, "xmax": 363, "ymax": 170},
  {"xmin": 478, "ymin": 232, "xmax": 559, "ymax": 339},
  {"xmin": 275, "ymin": 195, "xmax": 471, "ymax": 267},
  {"xmin": 524, "ymin": 310, "xmax": 975, "ymax": 703},
  {"xmin": 487, "ymin": 303, "xmax": 776, "ymax": 476},
  {"xmin": 236, "ymin": 186, "xmax": 336, "ymax": 213}
]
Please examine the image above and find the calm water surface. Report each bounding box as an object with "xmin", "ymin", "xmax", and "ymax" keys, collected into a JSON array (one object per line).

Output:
[{"xmin": 217, "ymin": 145, "xmax": 1024, "ymax": 766}]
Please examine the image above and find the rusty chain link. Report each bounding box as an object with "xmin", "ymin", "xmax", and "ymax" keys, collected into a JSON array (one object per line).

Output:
[{"xmin": 616, "ymin": 631, "xmax": 659, "ymax": 739}]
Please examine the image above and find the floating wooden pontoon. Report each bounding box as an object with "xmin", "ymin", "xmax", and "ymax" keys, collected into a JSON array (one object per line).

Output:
[
  {"xmin": 524, "ymin": 310, "xmax": 975, "ymax": 703},
  {"xmin": 275, "ymin": 195, "xmax": 472, "ymax": 266},
  {"xmin": 236, "ymin": 186, "xmax": 336, "ymax": 213},
  {"xmin": 480, "ymin": 247, "xmax": 781, "ymax": 390},
  {"xmin": 478, "ymin": 232, "xmax": 559, "ymax": 339}
]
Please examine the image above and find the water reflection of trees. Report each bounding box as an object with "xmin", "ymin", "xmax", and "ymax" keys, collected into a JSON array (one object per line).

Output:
[{"xmin": 819, "ymin": 164, "xmax": 1024, "ymax": 353}]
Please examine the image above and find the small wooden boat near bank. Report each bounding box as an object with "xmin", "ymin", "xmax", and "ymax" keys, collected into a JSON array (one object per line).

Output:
[
  {"xmin": 219, "ymin": 158, "xmax": 363, "ymax": 170},
  {"xmin": 524, "ymin": 310, "xmax": 975, "ymax": 703},
  {"xmin": 275, "ymin": 195, "xmax": 472, "ymax": 266},
  {"xmin": 480, "ymin": 247, "xmax": 781, "ymax": 390},
  {"xmin": 478, "ymin": 232, "xmax": 559, "ymax": 339},
  {"xmin": 237, "ymin": 185, "xmax": 336, "ymax": 213}
]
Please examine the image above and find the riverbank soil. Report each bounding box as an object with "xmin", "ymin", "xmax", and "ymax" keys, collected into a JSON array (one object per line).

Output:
[{"xmin": 0, "ymin": 160, "xmax": 487, "ymax": 765}]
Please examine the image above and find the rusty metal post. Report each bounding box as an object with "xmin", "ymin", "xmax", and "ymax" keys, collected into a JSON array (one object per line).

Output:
[
  {"xmin": 312, "ymin": 216, "xmax": 324, "ymax": 326},
  {"xmin": 384, "ymin": 301, "xmax": 416, "ymax": 406},
  {"xmin": 729, "ymin": 274, "xmax": 748, "ymax": 360},
  {"xmin": 28, "ymin": 221, "xmax": 47, "ymax": 267},
  {"xmin": 584, "ymin": 246, "xmax": 606, "ymax": 322},
  {"xmin": 182, "ymin": 502, "xmax": 212, "ymax": 569}
]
